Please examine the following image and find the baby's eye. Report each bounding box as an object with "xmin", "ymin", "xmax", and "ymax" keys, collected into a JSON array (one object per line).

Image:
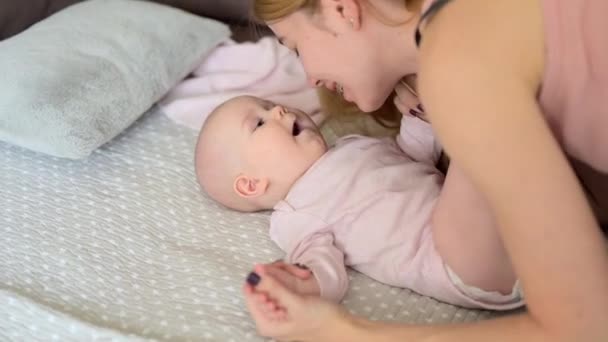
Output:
[{"xmin": 256, "ymin": 118, "xmax": 265, "ymax": 129}]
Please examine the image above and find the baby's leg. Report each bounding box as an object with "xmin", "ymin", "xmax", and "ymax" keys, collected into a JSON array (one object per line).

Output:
[{"xmin": 432, "ymin": 163, "xmax": 517, "ymax": 294}]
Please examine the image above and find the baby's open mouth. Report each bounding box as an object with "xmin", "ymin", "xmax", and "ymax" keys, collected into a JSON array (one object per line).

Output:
[{"xmin": 292, "ymin": 121, "xmax": 301, "ymax": 136}]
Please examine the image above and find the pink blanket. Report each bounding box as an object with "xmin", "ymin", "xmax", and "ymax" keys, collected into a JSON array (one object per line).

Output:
[{"xmin": 159, "ymin": 37, "xmax": 322, "ymax": 130}]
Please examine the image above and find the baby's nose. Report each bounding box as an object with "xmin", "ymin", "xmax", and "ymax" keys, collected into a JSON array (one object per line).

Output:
[{"xmin": 271, "ymin": 105, "xmax": 286, "ymax": 118}]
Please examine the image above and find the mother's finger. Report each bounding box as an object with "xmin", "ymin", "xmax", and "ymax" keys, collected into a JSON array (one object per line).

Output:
[
  {"xmin": 254, "ymin": 265, "xmax": 301, "ymax": 309},
  {"xmin": 394, "ymin": 81, "xmax": 422, "ymax": 115},
  {"xmin": 272, "ymin": 261, "xmax": 312, "ymax": 279}
]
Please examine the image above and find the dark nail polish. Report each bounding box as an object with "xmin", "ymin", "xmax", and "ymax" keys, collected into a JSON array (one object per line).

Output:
[
  {"xmin": 417, "ymin": 104, "xmax": 424, "ymax": 112},
  {"xmin": 246, "ymin": 272, "xmax": 261, "ymax": 286},
  {"xmin": 409, "ymin": 109, "xmax": 420, "ymax": 116}
]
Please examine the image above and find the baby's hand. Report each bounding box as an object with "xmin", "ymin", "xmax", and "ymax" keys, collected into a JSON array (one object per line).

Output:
[{"xmin": 262, "ymin": 262, "xmax": 320, "ymax": 296}]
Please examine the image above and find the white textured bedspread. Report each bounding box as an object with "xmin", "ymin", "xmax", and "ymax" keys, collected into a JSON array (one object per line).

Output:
[{"xmin": 0, "ymin": 107, "xmax": 496, "ymax": 341}]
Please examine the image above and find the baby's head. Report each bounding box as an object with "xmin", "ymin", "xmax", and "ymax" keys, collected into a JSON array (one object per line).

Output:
[{"xmin": 195, "ymin": 96, "xmax": 327, "ymax": 212}]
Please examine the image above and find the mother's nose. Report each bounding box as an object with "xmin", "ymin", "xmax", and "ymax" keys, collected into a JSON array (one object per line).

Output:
[{"xmin": 308, "ymin": 76, "xmax": 321, "ymax": 88}]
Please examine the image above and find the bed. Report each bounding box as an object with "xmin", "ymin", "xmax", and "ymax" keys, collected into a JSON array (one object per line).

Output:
[{"xmin": 0, "ymin": 105, "xmax": 499, "ymax": 341}]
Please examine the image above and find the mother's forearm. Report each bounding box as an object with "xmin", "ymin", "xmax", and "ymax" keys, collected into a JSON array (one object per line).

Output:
[{"xmin": 341, "ymin": 312, "xmax": 553, "ymax": 342}]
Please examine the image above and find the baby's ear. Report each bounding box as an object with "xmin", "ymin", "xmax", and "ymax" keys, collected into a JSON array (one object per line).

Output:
[{"xmin": 234, "ymin": 175, "xmax": 268, "ymax": 198}]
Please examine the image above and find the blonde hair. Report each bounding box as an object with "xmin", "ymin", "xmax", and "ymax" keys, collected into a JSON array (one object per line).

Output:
[
  {"xmin": 252, "ymin": 0, "xmax": 420, "ymax": 128},
  {"xmin": 253, "ymin": 0, "xmax": 319, "ymax": 22},
  {"xmin": 253, "ymin": 0, "xmax": 420, "ymax": 23}
]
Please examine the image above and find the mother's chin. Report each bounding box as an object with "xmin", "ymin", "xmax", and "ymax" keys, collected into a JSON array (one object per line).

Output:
[{"xmin": 353, "ymin": 91, "xmax": 393, "ymax": 113}]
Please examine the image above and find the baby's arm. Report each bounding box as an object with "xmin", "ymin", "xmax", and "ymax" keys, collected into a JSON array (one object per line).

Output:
[
  {"xmin": 397, "ymin": 114, "xmax": 442, "ymax": 165},
  {"xmin": 283, "ymin": 232, "xmax": 349, "ymax": 303},
  {"xmin": 267, "ymin": 211, "xmax": 349, "ymax": 302}
]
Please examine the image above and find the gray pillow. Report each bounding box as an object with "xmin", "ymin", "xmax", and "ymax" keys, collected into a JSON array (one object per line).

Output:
[{"xmin": 0, "ymin": 0, "xmax": 230, "ymax": 159}]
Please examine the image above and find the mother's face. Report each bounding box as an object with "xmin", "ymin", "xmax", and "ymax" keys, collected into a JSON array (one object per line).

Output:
[{"xmin": 269, "ymin": 4, "xmax": 401, "ymax": 112}]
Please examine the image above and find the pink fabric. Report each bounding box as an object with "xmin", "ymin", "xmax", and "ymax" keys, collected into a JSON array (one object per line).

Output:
[
  {"xmin": 538, "ymin": 0, "xmax": 608, "ymax": 171},
  {"xmin": 159, "ymin": 37, "xmax": 322, "ymax": 130},
  {"xmin": 270, "ymin": 116, "xmax": 523, "ymax": 310},
  {"xmin": 421, "ymin": 0, "xmax": 608, "ymax": 171}
]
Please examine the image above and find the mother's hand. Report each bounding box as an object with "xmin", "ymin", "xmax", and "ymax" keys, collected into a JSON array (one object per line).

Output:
[
  {"xmin": 243, "ymin": 265, "xmax": 348, "ymax": 342},
  {"xmin": 394, "ymin": 76, "xmax": 428, "ymax": 122}
]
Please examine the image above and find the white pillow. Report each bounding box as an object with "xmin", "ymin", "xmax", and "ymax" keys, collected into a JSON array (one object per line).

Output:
[{"xmin": 0, "ymin": 0, "xmax": 230, "ymax": 158}]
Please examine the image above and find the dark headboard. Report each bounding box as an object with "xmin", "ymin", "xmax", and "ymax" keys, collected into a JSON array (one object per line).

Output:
[{"xmin": 0, "ymin": 0, "xmax": 259, "ymax": 41}]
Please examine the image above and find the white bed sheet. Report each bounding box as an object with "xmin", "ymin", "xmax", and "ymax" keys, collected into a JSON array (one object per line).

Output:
[{"xmin": 0, "ymin": 106, "xmax": 496, "ymax": 341}]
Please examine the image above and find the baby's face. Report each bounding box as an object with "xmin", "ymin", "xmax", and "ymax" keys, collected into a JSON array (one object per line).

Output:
[{"xmin": 220, "ymin": 96, "xmax": 327, "ymax": 191}]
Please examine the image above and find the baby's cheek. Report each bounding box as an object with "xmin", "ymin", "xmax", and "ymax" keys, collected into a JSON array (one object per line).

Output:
[{"xmin": 268, "ymin": 147, "xmax": 294, "ymax": 168}]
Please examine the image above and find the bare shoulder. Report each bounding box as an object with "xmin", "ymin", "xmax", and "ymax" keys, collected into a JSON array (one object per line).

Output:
[{"xmin": 419, "ymin": 0, "xmax": 544, "ymax": 90}]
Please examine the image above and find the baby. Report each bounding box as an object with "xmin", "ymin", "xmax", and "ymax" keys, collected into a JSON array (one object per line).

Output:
[{"xmin": 195, "ymin": 95, "xmax": 523, "ymax": 311}]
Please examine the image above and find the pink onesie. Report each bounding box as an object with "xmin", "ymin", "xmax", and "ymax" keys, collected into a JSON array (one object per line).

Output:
[{"xmin": 270, "ymin": 116, "xmax": 524, "ymax": 310}]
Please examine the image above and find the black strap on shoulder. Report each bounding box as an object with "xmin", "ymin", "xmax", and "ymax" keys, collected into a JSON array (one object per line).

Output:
[{"xmin": 415, "ymin": 0, "xmax": 453, "ymax": 47}]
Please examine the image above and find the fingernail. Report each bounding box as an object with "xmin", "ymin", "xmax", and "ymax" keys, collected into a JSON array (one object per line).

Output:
[
  {"xmin": 409, "ymin": 109, "xmax": 420, "ymax": 116},
  {"xmin": 246, "ymin": 272, "xmax": 261, "ymax": 286},
  {"xmin": 417, "ymin": 104, "xmax": 424, "ymax": 112}
]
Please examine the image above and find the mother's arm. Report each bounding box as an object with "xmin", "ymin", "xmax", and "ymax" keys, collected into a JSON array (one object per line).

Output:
[
  {"xmin": 345, "ymin": 0, "xmax": 608, "ymax": 340},
  {"xmin": 416, "ymin": 0, "xmax": 608, "ymax": 339}
]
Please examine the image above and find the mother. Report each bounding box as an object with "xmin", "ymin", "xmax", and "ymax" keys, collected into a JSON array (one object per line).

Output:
[{"xmin": 244, "ymin": 0, "xmax": 608, "ymax": 341}]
